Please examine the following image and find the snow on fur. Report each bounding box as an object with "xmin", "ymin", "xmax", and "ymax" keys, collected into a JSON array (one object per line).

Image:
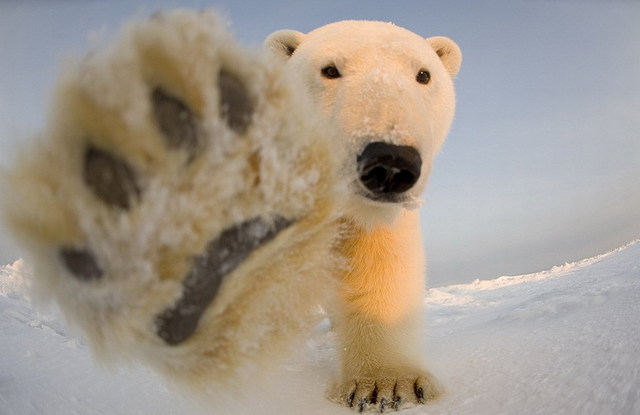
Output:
[{"xmin": 1, "ymin": 240, "xmax": 638, "ymax": 414}]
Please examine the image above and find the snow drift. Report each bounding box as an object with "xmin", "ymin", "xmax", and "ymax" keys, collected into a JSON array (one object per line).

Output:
[{"xmin": 1, "ymin": 240, "xmax": 639, "ymax": 414}]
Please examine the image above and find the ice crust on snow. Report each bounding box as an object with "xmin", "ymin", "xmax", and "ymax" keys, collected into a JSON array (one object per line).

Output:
[
  {"xmin": 1, "ymin": 240, "xmax": 639, "ymax": 414},
  {"xmin": 0, "ymin": 258, "xmax": 30, "ymax": 301}
]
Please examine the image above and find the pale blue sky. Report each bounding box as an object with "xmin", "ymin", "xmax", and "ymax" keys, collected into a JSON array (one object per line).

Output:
[{"xmin": 1, "ymin": 0, "xmax": 639, "ymax": 286}]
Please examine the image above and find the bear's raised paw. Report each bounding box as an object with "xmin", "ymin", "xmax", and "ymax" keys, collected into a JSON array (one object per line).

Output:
[{"xmin": 2, "ymin": 10, "xmax": 341, "ymax": 387}]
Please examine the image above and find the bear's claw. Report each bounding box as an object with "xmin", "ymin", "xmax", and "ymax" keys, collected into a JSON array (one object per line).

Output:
[{"xmin": 333, "ymin": 374, "xmax": 442, "ymax": 413}]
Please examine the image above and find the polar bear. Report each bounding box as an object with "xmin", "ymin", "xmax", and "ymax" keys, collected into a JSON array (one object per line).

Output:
[
  {"xmin": 1, "ymin": 10, "xmax": 461, "ymax": 414},
  {"xmin": 266, "ymin": 21, "xmax": 461, "ymax": 411}
]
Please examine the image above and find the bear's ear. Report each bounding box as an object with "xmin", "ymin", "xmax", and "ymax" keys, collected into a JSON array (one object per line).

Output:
[
  {"xmin": 426, "ymin": 36, "xmax": 462, "ymax": 78},
  {"xmin": 264, "ymin": 30, "xmax": 305, "ymax": 61}
]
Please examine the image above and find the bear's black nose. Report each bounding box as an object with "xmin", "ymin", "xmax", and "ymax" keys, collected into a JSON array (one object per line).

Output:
[{"xmin": 357, "ymin": 142, "xmax": 422, "ymax": 198}]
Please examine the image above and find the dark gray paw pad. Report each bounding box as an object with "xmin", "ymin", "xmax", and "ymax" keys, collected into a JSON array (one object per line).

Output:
[
  {"xmin": 155, "ymin": 216, "xmax": 293, "ymax": 345},
  {"xmin": 151, "ymin": 87, "xmax": 199, "ymax": 156},
  {"xmin": 84, "ymin": 146, "xmax": 140, "ymax": 209},
  {"xmin": 60, "ymin": 247, "xmax": 103, "ymax": 281},
  {"xmin": 217, "ymin": 70, "xmax": 254, "ymax": 134}
]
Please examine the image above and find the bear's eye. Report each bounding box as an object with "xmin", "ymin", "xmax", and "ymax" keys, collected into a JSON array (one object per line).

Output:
[
  {"xmin": 321, "ymin": 65, "xmax": 341, "ymax": 79},
  {"xmin": 416, "ymin": 70, "xmax": 431, "ymax": 84}
]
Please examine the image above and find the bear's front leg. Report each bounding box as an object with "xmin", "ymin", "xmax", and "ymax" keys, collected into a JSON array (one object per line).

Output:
[{"xmin": 331, "ymin": 209, "xmax": 442, "ymax": 412}]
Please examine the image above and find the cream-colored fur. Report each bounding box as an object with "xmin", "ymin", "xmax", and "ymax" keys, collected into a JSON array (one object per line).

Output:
[
  {"xmin": 266, "ymin": 20, "xmax": 461, "ymax": 411},
  {"xmin": 1, "ymin": 11, "xmax": 343, "ymax": 390}
]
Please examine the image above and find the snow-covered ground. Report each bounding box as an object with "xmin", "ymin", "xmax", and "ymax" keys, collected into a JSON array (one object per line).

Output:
[{"xmin": 1, "ymin": 240, "xmax": 639, "ymax": 414}]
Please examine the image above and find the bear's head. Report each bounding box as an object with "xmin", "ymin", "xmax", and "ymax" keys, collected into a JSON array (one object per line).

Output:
[{"xmin": 266, "ymin": 21, "xmax": 461, "ymax": 226}]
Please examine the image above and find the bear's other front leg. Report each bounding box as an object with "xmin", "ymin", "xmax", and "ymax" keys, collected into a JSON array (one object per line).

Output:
[{"xmin": 331, "ymin": 209, "xmax": 442, "ymax": 412}]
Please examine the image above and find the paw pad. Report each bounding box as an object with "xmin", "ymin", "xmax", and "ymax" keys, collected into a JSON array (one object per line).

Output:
[
  {"xmin": 83, "ymin": 146, "xmax": 140, "ymax": 209},
  {"xmin": 60, "ymin": 247, "xmax": 103, "ymax": 281},
  {"xmin": 217, "ymin": 70, "xmax": 254, "ymax": 134},
  {"xmin": 151, "ymin": 87, "xmax": 199, "ymax": 156},
  {"xmin": 155, "ymin": 216, "xmax": 293, "ymax": 345}
]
